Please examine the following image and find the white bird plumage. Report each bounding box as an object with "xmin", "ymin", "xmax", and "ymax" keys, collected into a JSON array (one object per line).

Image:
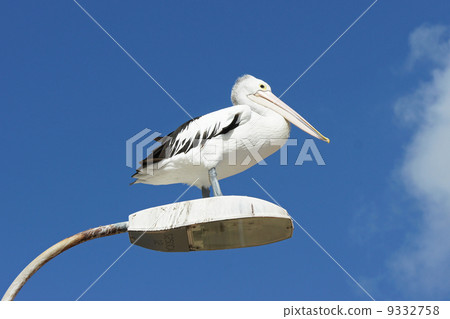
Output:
[{"xmin": 131, "ymin": 74, "xmax": 329, "ymax": 197}]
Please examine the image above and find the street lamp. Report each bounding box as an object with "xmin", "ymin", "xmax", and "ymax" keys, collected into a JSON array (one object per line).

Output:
[{"xmin": 2, "ymin": 196, "xmax": 293, "ymax": 301}]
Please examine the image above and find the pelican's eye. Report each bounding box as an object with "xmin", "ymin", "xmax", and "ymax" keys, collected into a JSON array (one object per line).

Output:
[{"xmin": 259, "ymin": 84, "xmax": 266, "ymax": 89}]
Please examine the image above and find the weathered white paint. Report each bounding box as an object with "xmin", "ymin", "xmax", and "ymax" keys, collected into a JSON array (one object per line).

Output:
[{"xmin": 128, "ymin": 196, "xmax": 293, "ymax": 252}]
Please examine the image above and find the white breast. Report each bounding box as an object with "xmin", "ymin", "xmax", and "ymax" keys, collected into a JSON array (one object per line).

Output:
[{"xmin": 215, "ymin": 108, "xmax": 290, "ymax": 180}]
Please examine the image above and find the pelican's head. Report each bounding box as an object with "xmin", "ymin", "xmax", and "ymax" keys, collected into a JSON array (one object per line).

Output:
[{"xmin": 231, "ymin": 74, "xmax": 330, "ymax": 143}]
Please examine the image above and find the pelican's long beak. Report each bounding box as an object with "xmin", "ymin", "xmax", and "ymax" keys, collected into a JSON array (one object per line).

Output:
[{"xmin": 249, "ymin": 91, "xmax": 330, "ymax": 143}]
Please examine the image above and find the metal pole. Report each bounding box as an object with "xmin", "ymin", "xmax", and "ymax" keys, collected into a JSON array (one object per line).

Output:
[{"xmin": 2, "ymin": 221, "xmax": 129, "ymax": 301}]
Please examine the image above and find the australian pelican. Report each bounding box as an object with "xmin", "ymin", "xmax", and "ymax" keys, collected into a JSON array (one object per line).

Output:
[{"xmin": 131, "ymin": 75, "xmax": 329, "ymax": 197}]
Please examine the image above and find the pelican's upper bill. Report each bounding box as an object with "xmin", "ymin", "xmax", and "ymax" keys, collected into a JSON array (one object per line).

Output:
[{"xmin": 231, "ymin": 75, "xmax": 330, "ymax": 143}]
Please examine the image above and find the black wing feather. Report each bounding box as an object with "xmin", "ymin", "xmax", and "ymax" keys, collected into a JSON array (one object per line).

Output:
[{"xmin": 139, "ymin": 113, "xmax": 242, "ymax": 169}]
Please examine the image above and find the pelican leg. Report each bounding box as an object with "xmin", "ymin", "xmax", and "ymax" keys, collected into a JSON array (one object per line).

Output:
[
  {"xmin": 201, "ymin": 187, "xmax": 210, "ymax": 198},
  {"xmin": 208, "ymin": 167, "xmax": 223, "ymax": 196}
]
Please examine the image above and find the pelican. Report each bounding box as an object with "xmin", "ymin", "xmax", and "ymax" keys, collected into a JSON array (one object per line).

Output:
[{"xmin": 131, "ymin": 75, "xmax": 329, "ymax": 197}]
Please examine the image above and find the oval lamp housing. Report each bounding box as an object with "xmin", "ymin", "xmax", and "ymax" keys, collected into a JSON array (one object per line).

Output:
[{"xmin": 128, "ymin": 196, "xmax": 293, "ymax": 252}]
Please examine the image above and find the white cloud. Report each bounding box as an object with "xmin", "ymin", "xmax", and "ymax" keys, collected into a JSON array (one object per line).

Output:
[
  {"xmin": 391, "ymin": 25, "xmax": 450, "ymax": 297},
  {"xmin": 407, "ymin": 25, "xmax": 450, "ymax": 67}
]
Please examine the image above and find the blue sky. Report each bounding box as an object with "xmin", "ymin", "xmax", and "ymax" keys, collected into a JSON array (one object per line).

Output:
[{"xmin": 1, "ymin": 0, "xmax": 450, "ymax": 301}]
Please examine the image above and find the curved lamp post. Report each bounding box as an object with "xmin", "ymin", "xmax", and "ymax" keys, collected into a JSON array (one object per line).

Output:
[{"xmin": 2, "ymin": 196, "xmax": 293, "ymax": 301}]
